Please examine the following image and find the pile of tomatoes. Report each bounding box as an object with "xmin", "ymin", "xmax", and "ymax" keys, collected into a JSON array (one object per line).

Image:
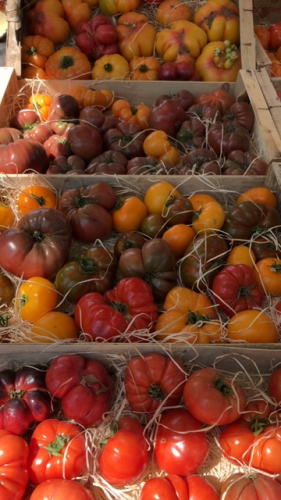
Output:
[
  {"xmin": 254, "ymin": 21, "xmax": 281, "ymax": 77},
  {"xmin": 20, "ymin": 0, "xmax": 241, "ymax": 82},
  {"xmin": 0, "ymin": 174, "xmax": 280, "ymax": 345},
  {"xmin": 2, "ymin": 349, "xmax": 281, "ymax": 500},
  {"xmin": 1, "ymin": 85, "xmax": 270, "ymax": 176}
]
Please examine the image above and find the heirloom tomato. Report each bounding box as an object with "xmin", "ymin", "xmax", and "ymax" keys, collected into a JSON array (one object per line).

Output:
[
  {"xmin": 144, "ymin": 181, "xmax": 181, "ymax": 215},
  {"xmin": 75, "ymin": 277, "xmax": 158, "ymax": 342},
  {"xmin": 30, "ymin": 479, "xmax": 96, "ymax": 500},
  {"xmin": 141, "ymin": 214, "xmax": 166, "ymax": 238},
  {"xmin": 183, "ymin": 367, "xmax": 246, "ymax": 426},
  {"xmin": 195, "ymin": 87, "xmax": 235, "ymax": 113},
  {"xmin": 15, "ymin": 276, "xmax": 59, "ymax": 322},
  {"xmin": 45, "ymin": 354, "xmax": 112, "ymax": 427},
  {"xmin": 269, "ymin": 21, "xmax": 281, "ymax": 51},
  {"xmin": 112, "ymin": 196, "xmax": 147, "ymax": 233},
  {"xmin": 114, "ymin": 231, "xmax": 147, "ymax": 259},
  {"xmin": 0, "ymin": 271, "xmax": 14, "ymax": 306},
  {"xmin": 180, "ymin": 232, "xmax": 229, "ymax": 292},
  {"xmin": 156, "ymin": 286, "xmax": 224, "ymax": 344},
  {"xmin": 124, "ymin": 352, "xmax": 186, "ymax": 413},
  {"xmin": 223, "ymin": 150, "xmax": 269, "ymax": 175},
  {"xmin": 250, "ymin": 234, "xmax": 281, "ymax": 262},
  {"xmin": 219, "ymin": 417, "xmax": 281, "ymax": 474},
  {"xmin": 155, "ymin": 20, "xmax": 207, "ymax": 61},
  {"xmin": 227, "ymin": 310, "xmax": 278, "ymax": 343},
  {"xmin": 129, "ymin": 56, "xmax": 161, "ymax": 81},
  {"xmin": 221, "ymin": 472, "xmax": 281, "ymax": 500},
  {"xmin": 0, "ymin": 136, "xmax": 49, "ymax": 174},
  {"xmin": 154, "ymin": 408, "xmax": 209, "ymax": 476},
  {"xmin": 162, "ymin": 224, "xmax": 196, "ymax": 258},
  {"xmin": 208, "ymin": 121, "xmax": 251, "ymax": 156},
  {"xmin": 91, "ymin": 53, "xmax": 130, "ymax": 80},
  {"xmin": 103, "ymin": 122, "xmax": 146, "ymax": 159},
  {"xmin": 0, "ymin": 204, "xmax": 15, "ymax": 232},
  {"xmin": 148, "ymin": 99, "xmax": 185, "ymax": 137},
  {"xmin": 254, "ymin": 25, "xmax": 271, "ymax": 49},
  {"xmin": 141, "ymin": 474, "xmax": 219, "ymax": 500},
  {"xmin": 253, "ymin": 258, "xmax": 281, "ymax": 296},
  {"xmin": 116, "ymin": 12, "xmax": 156, "ymax": 62},
  {"xmin": 28, "ymin": 418, "xmax": 87, "ymax": 484},
  {"xmin": 117, "ymin": 238, "xmax": 177, "ymax": 301},
  {"xmin": 236, "ymin": 187, "xmax": 278, "ymax": 208},
  {"xmin": 143, "ymin": 130, "xmax": 179, "ymax": 166},
  {"xmin": 98, "ymin": 416, "xmax": 149, "ymax": 486},
  {"xmin": 111, "ymin": 98, "xmax": 150, "ymax": 129},
  {"xmin": 27, "ymin": 0, "xmax": 71, "ymax": 45},
  {"xmin": 194, "ymin": 0, "xmax": 240, "ymax": 44},
  {"xmin": 55, "ymin": 246, "xmax": 117, "ymax": 303},
  {"xmin": 156, "ymin": 0, "xmax": 192, "ymax": 27},
  {"xmin": 226, "ymin": 245, "xmax": 256, "ymax": 268},
  {"xmin": 45, "ymin": 47, "xmax": 92, "ymax": 80},
  {"xmin": 67, "ymin": 124, "xmax": 103, "ymax": 163},
  {"xmin": 58, "ymin": 183, "xmax": 116, "ymax": 243},
  {"xmin": 195, "ymin": 40, "xmax": 241, "ymax": 82},
  {"xmin": 29, "ymin": 311, "xmax": 79, "ymax": 343},
  {"xmin": 0, "ymin": 366, "xmax": 51, "ymax": 435},
  {"xmin": 21, "ymin": 34, "xmax": 55, "ymax": 68},
  {"xmin": 191, "ymin": 200, "xmax": 225, "ymax": 234},
  {"xmin": 99, "ymin": 0, "xmax": 140, "ymax": 16},
  {"xmin": 0, "ymin": 429, "xmax": 29, "ymax": 500},
  {"xmin": 211, "ymin": 264, "xmax": 265, "ymax": 317},
  {"xmin": 0, "ymin": 208, "xmax": 72, "ymax": 280}
]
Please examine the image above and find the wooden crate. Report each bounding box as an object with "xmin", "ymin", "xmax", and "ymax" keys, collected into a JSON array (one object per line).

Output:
[
  {"xmin": 1, "ymin": 66, "xmax": 281, "ymax": 165},
  {"xmin": 255, "ymin": 67, "xmax": 281, "ymax": 140},
  {"xmin": 5, "ymin": 0, "xmax": 255, "ymax": 78}
]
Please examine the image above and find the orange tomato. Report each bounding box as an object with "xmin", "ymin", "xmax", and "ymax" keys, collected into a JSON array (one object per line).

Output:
[
  {"xmin": 28, "ymin": 93, "xmax": 53, "ymax": 121},
  {"xmin": 144, "ymin": 181, "xmax": 181, "ymax": 215},
  {"xmin": 227, "ymin": 245, "xmax": 256, "ymax": 268},
  {"xmin": 28, "ymin": 311, "xmax": 79, "ymax": 343},
  {"xmin": 0, "ymin": 205, "xmax": 15, "ymax": 232},
  {"xmin": 236, "ymin": 187, "xmax": 278, "ymax": 208},
  {"xmin": 253, "ymin": 258, "xmax": 281, "ymax": 296},
  {"xmin": 162, "ymin": 224, "xmax": 196, "ymax": 258},
  {"xmin": 21, "ymin": 66, "xmax": 48, "ymax": 79},
  {"xmin": 156, "ymin": 0, "xmax": 192, "ymax": 27},
  {"xmin": 18, "ymin": 185, "xmax": 58, "ymax": 215},
  {"xmin": 15, "ymin": 277, "xmax": 60, "ymax": 323},
  {"xmin": 254, "ymin": 25, "xmax": 271, "ymax": 50},
  {"xmin": 192, "ymin": 200, "xmax": 225, "ymax": 234},
  {"xmin": 227, "ymin": 310, "xmax": 278, "ymax": 343},
  {"xmin": 112, "ymin": 196, "xmax": 147, "ymax": 233},
  {"xmin": 188, "ymin": 193, "xmax": 218, "ymax": 211}
]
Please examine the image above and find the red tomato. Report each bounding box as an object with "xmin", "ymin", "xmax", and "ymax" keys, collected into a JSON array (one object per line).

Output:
[
  {"xmin": 28, "ymin": 419, "xmax": 87, "ymax": 484},
  {"xmin": 141, "ymin": 474, "xmax": 219, "ymax": 500},
  {"xmin": 45, "ymin": 354, "xmax": 112, "ymax": 428},
  {"xmin": 0, "ymin": 429, "xmax": 29, "ymax": 500},
  {"xmin": 183, "ymin": 367, "xmax": 246, "ymax": 426},
  {"xmin": 221, "ymin": 472, "xmax": 281, "ymax": 500},
  {"xmin": 220, "ymin": 418, "xmax": 281, "ymax": 474},
  {"xmin": 154, "ymin": 408, "xmax": 209, "ymax": 476},
  {"xmin": 97, "ymin": 417, "xmax": 149, "ymax": 486},
  {"xmin": 124, "ymin": 352, "xmax": 186, "ymax": 413},
  {"xmin": 268, "ymin": 367, "xmax": 281, "ymax": 404},
  {"xmin": 29, "ymin": 479, "xmax": 96, "ymax": 500}
]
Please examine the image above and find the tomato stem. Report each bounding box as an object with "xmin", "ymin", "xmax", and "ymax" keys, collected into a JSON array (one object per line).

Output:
[
  {"xmin": 75, "ymin": 256, "xmax": 98, "ymax": 274},
  {"xmin": 214, "ymin": 377, "xmax": 232, "ymax": 396},
  {"xmin": 42, "ymin": 434, "xmax": 70, "ymax": 456},
  {"xmin": 249, "ymin": 417, "xmax": 269, "ymax": 436},
  {"xmin": 148, "ymin": 383, "xmax": 165, "ymax": 401},
  {"xmin": 80, "ymin": 372, "xmax": 109, "ymax": 394}
]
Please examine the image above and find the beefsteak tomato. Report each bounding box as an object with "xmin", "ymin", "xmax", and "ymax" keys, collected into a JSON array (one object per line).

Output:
[
  {"xmin": 141, "ymin": 474, "xmax": 219, "ymax": 500},
  {"xmin": 221, "ymin": 472, "xmax": 281, "ymax": 500},
  {"xmin": 29, "ymin": 479, "xmax": 95, "ymax": 500},
  {"xmin": 0, "ymin": 429, "xmax": 29, "ymax": 500}
]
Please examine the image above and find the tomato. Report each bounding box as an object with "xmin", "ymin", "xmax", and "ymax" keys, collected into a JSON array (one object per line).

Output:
[
  {"xmin": 112, "ymin": 196, "xmax": 147, "ymax": 233},
  {"xmin": 250, "ymin": 234, "xmax": 281, "ymax": 262},
  {"xmin": 0, "ymin": 429, "xmax": 29, "ymax": 500},
  {"xmin": 124, "ymin": 352, "xmax": 186, "ymax": 413},
  {"xmin": 226, "ymin": 245, "xmax": 256, "ymax": 268},
  {"xmin": 227, "ymin": 309, "xmax": 279, "ymax": 343},
  {"xmin": 0, "ymin": 271, "xmax": 15, "ymax": 306},
  {"xmin": 221, "ymin": 472, "xmax": 281, "ymax": 500},
  {"xmin": 253, "ymin": 258, "xmax": 281, "ymax": 296},
  {"xmin": 97, "ymin": 417, "xmax": 149, "ymax": 486},
  {"xmin": 220, "ymin": 417, "xmax": 281, "ymax": 474},
  {"xmin": 268, "ymin": 368, "xmax": 281, "ymax": 404},
  {"xmin": 0, "ymin": 208, "xmax": 72, "ymax": 280},
  {"xmin": 141, "ymin": 474, "xmax": 219, "ymax": 500},
  {"xmin": 211, "ymin": 264, "xmax": 265, "ymax": 317},
  {"xmin": 269, "ymin": 21, "xmax": 281, "ymax": 51},
  {"xmin": 141, "ymin": 214, "xmax": 166, "ymax": 238},
  {"xmin": 208, "ymin": 121, "xmax": 251, "ymax": 156},
  {"xmin": 28, "ymin": 418, "xmax": 87, "ymax": 484},
  {"xmin": 236, "ymin": 187, "xmax": 278, "ymax": 208},
  {"xmin": 74, "ymin": 277, "xmax": 158, "ymax": 342},
  {"xmin": 162, "ymin": 224, "xmax": 196, "ymax": 258},
  {"xmin": 0, "ymin": 204, "xmax": 15, "ymax": 232},
  {"xmin": 17, "ymin": 185, "xmax": 58, "ymax": 215},
  {"xmin": 244, "ymin": 399, "xmax": 273, "ymax": 421},
  {"xmin": 0, "ymin": 367, "xmax": 51, "ymax": 435},
  {"xmin": 58, "ymin": 183, "xmax": 116, "ymax": 243},
  {"xmin": 144, "ymin": 181, "xmax": 182, "ymax": 215},
  {"xmin": 45, "ymin": 354, "xmax": 112, "ymax": 427},
  {"xmin": 114, "ymin": 231, "xmax": 147, "ymax": 259},
  {"xmin": 183, "ymin": 367, "xmax": 246, "ymax": 426},
  {"xmin": 254, "ymin": 25, "xmax": 271, "ymax": 49},
  {"xmin": 30, "ymin": 479, "xmax": 96, "ymax": 500},
  {"xmin": 191, "ymin": 200, "xmax": 225, "ymax": 234},
  {"xmin": 29, "ymin": 311, "xmax": 79, "ymax": 343},
  {"xmin": 15, "ymin": 276, "xmax": 59, "ymax": 322},
  {"xmin": 154, "ymin": 408, "xmax": 209, "ymax": 476},
  {"xmin": 104, "ymin": 122, "xmax": 146, "ymax": 159}
]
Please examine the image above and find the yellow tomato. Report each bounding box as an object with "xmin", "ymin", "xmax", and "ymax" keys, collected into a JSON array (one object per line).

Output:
[
  {"xmin": 227, "ymin": 310, "xmax": 278, "ymax": 343},
  {"xmin": 15, "ymin": 277, "xmax": 60, "ymax": 323},
  {"xmin": 236, "ymin": 187, "xmax": 278, "ymax": 208},
  {"xmin": 0, "ymin": 205, "xmax": 15, "ymax": 232},
  {"xmin": 192, "ymin": 201, "xmax": 225, "ymax": 234},
  {"xmin": 112, "ymin": 196, "xmax": 147, "ymax": 233},
  {"xmin": 188, "ymin": 193, "xmax": 218, "ymax": 211},
  {"xmin": 29, "ymin": 311, "xmax": 79, "ymax": 343},
  {"xmin": 227, "ymin": 245, "xmax": 256, "ymax": 268},
  {"xmin": 162, "ymin": 224, "xmax": 196, "ymax": 258},
  {"xmin": 144, "ymin": 181, "xmax": 181, "ymax": 215}
]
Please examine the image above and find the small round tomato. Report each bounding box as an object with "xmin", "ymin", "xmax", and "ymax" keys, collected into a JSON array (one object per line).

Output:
[
  {"xmin": 98, "ymin": 417, "xmax": 149, "ymax": 487},
  {"xmin": 236, "ymin": 187, "xmax": 278, "ymax": 208},
  {"xmin": 162, "ymin": 224, "xmax": 196, "ymax": 258},
  {"xmin": 15, "ymin": 277, "xmax": 59, "ymax": 322},
  {"xmin": 144, "ymin": 181, "xmax": 181, "ymax": 215},
  {"xmin": 183, "ymin": 367, "xmax": 246, "ymax": 426},
  {"xmin": 154, "ymin": 408, "xmax": 209, "ymax": 476},
  {"xmin": 112, "ymin": 196, "xmax": 147, "ymax": 233},
  {"xmin": 17, "ymin": 185, "xmax": 58, "ymax": 215},
  {"xmin": 226, "ymin": 245, "xmax": 256, "ymax": 268},
  {"xmin": 227, "ymin": 310, "xmax": 279, "ymax": 343},
  {"xmin": 0, "ymin": 204, "xmax": 15, "ymax": 232},
  {"xmin": 140, "ymin": 213, "xmax": 166, "ymax": 238},
  {"xmin": 28, "ymin": 312, "xmax": 79, "ymax": 343},
  {"xmin": 30, "ymin": 479, "xmax": 95, "ymax": 500}
]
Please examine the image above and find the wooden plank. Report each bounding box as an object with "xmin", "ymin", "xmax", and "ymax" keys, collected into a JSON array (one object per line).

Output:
[
  {"xmin": 0, "ymin": 67, "xmax": 19, "ymax": 126},
  {"xmin": 256, "ymin": 68, "xmax": 281, "ymax": 140},
  {"xmin": 5, "ymin": 0, "xmax": 21, "ymax": 76},
  {"xmin": 239, "ymin": 0, "xmax": 256, "ymax": 70}
]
